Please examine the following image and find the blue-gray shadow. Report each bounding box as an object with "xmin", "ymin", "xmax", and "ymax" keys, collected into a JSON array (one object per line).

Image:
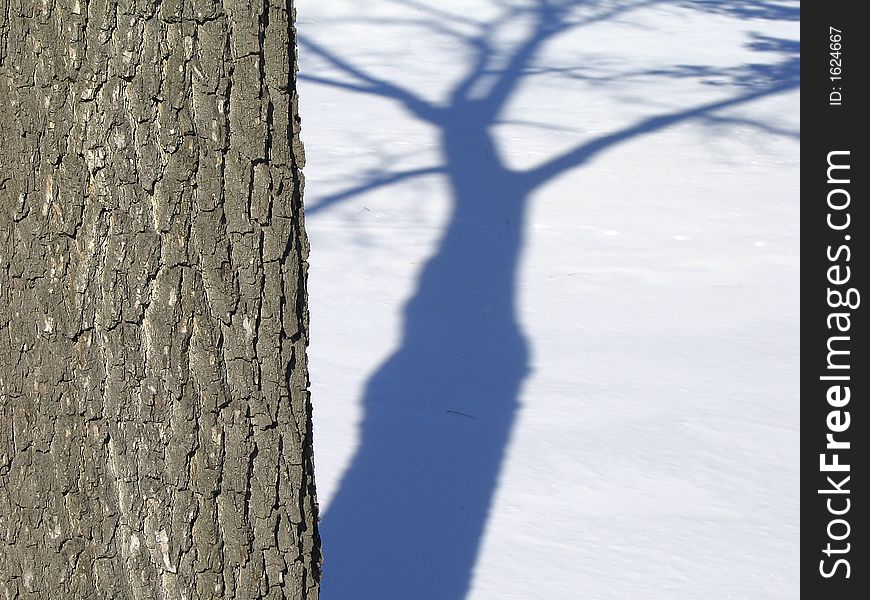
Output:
[{"xmin": 300, "ymin": 2, "xmax": 799, "ymax": 598}]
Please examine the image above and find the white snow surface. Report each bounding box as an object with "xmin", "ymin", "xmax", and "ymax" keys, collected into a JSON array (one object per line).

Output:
[{"xmin": 296, "ymin": 1, "xmax": 799, "ymax": 598}]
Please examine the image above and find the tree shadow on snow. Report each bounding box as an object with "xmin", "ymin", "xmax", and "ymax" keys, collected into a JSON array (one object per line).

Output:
[{"xmin": 297, "ymin": 1, "xmax": 798, "ymax": 598}]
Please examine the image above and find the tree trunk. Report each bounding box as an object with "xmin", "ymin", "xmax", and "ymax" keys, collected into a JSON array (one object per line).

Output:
[{"xmin": 0, "ymin": 1, "xmax": 320, "ymax": 598}]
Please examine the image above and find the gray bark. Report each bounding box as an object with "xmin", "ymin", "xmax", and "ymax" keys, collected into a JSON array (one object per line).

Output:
[{"xmin": 0, "ymin": 1, "xmax": 321, "ymax": 598}]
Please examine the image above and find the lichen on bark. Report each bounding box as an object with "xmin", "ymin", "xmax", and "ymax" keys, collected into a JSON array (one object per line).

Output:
[{"xmin": 0, "ymin": 1, "xmax": 321, "ymax": 598}]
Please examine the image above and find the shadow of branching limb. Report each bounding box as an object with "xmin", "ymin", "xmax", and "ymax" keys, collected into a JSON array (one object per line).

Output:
[{"xmin": 300, "ymin": 1, "xmax": 798, "ymax": 598}]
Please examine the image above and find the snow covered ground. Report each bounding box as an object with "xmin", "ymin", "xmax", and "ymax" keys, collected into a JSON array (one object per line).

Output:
[{"xmin": 296, "ymin": 1, "xmax": 799, "ymax": 598}]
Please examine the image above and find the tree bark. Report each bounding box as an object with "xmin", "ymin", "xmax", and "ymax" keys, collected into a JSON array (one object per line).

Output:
[{"xmin": 0, "ymin": 1, "xmax": 320, "ymax": 598}]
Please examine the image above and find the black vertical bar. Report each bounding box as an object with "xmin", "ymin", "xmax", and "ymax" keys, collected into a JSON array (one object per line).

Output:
[{"xmin": 803, "ymin": 3, "xmax": 866, "ymax": 597}]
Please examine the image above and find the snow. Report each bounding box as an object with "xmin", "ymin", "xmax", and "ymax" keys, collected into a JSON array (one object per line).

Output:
[{"xmin": 296, "ymin": 1, "xmax": 799, "ymax": 598}]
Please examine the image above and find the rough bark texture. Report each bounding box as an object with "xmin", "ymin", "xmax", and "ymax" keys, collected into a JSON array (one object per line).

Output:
[{"xmin": 0, "ymin": 1, "xmax": 320, "ymax": 598}]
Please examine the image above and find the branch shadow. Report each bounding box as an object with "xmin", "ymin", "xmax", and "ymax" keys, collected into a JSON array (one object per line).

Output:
[{"xmin": 299, "ymin": 2, "xmax": 799, "ymax": 598}]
